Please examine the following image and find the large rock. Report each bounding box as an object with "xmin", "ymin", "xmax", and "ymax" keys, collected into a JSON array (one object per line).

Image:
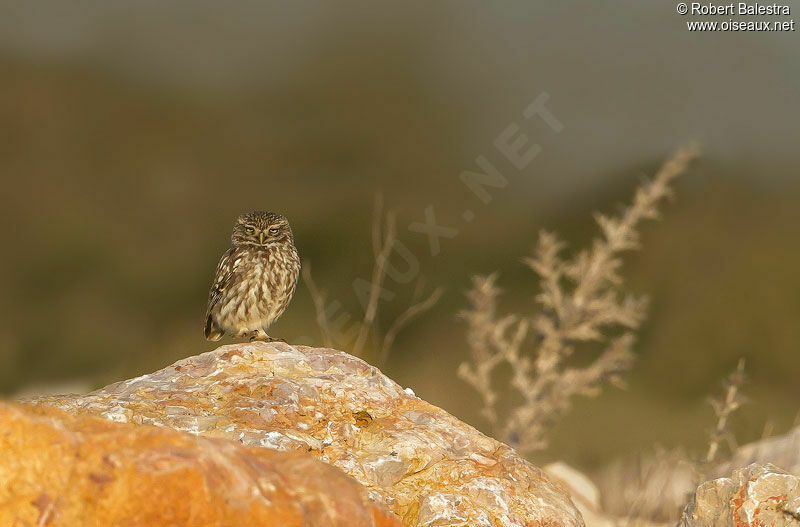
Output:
[
  {"xmin": 680, "ymin": 463, "xmax": 800, "ymax": 527},
  {"xmin": 30, "ymin": 342, "xmax": 583, "ymax": 527},
  {"xmin": 0, "ymin": 401, "xmax": 400, "ymax": 527}
]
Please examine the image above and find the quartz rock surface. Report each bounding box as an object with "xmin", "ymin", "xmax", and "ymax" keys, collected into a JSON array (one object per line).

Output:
[
  {"xmin": 680, "ymin": 463, "xmax": 800, "ymax": 527},
  {"xmin": 31, "ymin": 342, "xmax": 583, "ymax": 527},
  {"xmin": 0, "ymin": 401, "xmax": 400, "ymax": 527}
]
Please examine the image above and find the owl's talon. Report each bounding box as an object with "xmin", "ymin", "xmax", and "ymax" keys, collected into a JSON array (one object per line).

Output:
[
  {"xmin": 251, "ymin": 337, "xmax": 283, "ymax": 342},
  {"xmin": 247, "ymin": 331, "xmax": 283, "ymax": 343}
]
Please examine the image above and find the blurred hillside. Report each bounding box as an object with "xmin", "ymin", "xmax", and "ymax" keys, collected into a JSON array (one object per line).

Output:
[{"xmin": 1, "ymin": 1, "xmax": 798, "ymax": 471}]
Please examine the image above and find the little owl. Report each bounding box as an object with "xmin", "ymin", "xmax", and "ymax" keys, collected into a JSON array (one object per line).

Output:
[{"xmin": 204, "ymin": 211, "xmax": 300, "ymax": 342}]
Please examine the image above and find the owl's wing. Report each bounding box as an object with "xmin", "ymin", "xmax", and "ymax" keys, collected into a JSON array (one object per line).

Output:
[{"xmin": 204, "ymin": 247, "xmax": 238, "ymax": 340}]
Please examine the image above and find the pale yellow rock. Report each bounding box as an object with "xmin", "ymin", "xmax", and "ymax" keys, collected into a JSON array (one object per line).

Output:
[
  {"xmin": 31, "ymin": 342, "xmax": 584, "ymax": 527},
  {"xmin": 680, "ymin": 463, "xmax": 800, "ymax": 527}
]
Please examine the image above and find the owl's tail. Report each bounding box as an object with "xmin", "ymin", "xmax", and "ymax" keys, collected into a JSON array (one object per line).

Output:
[{"xmin": 204, "ymin": 317, "xmax": 224, "ymax": 341}]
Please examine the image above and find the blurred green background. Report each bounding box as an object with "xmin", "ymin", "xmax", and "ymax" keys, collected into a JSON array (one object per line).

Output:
[{"xmin": 1, "ymin": 1, "xmax": 798, "ymax": 471}]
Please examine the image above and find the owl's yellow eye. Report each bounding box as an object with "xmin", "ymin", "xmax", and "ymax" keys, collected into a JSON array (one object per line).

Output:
[
  {"xmin": 268, "ymin": 227, "xmax": 279, "ymax": 235},
  {"xmin": 245, "ymin": 226, "xmax": 256, "ymax": 235}
]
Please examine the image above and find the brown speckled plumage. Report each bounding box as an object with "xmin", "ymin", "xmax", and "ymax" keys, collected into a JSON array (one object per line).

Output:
[{"xmin": 204, "ymin": 211, "xmax": 300, "ymax": 342}]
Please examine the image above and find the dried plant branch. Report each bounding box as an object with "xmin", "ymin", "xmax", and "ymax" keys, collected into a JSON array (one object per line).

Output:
[
  {"xmin": 301, "ymin": 263, "xmax": 334, "ymax": 348},
  {"xmin": 371, "ymin": 193, "xmax": 386, "ymax": 260},
  {"xmin": 705, "ymin": 358, "xmax": 747, "ymax": 464},
  {"xmin": 458, "ymin": 274, "xmax": 529, "ymax": 433},
  {"xmin": 459, "ymin": 144, "xmax": 700, "ymax": 453},
  {"xmin": 353, "ymin": 195, "xmax": 397, "ymax": 357},
  {"xmin": 379, "ymin": 284, "xmax": 443, "ymax": 368},
  {"xmin": 597, "ymin": 447, "xmax": 699, "ymax": 525},
  {"xmin": 304, "ymin": 194, "xmax": 442, "ymax": 365}
]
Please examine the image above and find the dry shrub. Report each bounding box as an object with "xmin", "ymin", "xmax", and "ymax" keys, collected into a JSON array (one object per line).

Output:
[
  {"xmin": 704, "ymin": 357, "xmax": 747, "ymax": 464},
  {"xmin": 597, "ymin": 447, "xmax": 699, "ymax": 524},
  {"xmin": 597, "ymin": 359, "xmax": 748, "ymax": 526},
  {"xmin": 458, "ymin": 145, "xmax": 700, "ymax": 454},
  {"xmin": 303, "ymin": 195, "xmax": 442, "ymax": 366}
]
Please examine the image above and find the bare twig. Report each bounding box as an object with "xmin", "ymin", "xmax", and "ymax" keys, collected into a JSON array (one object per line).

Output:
[
  {"xmin": 705, "ymin": 358, "xmax": 747, "ymax": 464},
  {"xmin": 352, "ymin": 195, "xmax": 397, "ymax": 357},
  {"xmin": 379, "ymin": 284, "xmax": 443, "ymax": 368},
  {"xmin": 304, "ymin": 194, "xmax": 441, "ymax": 366},
  {"xmin": 371, "ymin": 194, "xmax": 385, "ymax": 260},
  {"xmin": 301, "ymin": 262, "xmax": 334, "ymax": 348}
]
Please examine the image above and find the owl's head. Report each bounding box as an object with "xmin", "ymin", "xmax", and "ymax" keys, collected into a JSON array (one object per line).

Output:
[{"xmin": 231, "ymin": 211, "xmax": 294, "ymax": 248}]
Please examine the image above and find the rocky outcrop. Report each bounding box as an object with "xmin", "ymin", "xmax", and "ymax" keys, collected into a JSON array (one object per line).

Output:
[
  {"xmin": 28, "ymin": 342, "xmax": 583, "ymax": 527},
  {"xmin": 680, "ymin": 464, "xmax": 800, "ymax": 527},
  {"xmin": 0, "ymin": 401, "xmax": 400, "ymax": 527}
]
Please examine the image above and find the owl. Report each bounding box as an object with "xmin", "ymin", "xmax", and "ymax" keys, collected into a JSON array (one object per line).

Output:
[{"xmin": 204, "ymin": 211, "xmax": 300, "ymax": 342}]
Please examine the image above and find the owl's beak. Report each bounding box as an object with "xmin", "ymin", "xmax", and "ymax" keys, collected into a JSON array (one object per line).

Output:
[{"xmin": 259, "ymin": 232, "xmax": 266, "ymax": 245}]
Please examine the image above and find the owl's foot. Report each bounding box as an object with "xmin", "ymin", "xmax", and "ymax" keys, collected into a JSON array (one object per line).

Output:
[
  {"xmin": 245, "ymin": 330, "xmax": 284, "ymax": 343},
  {"xmin": 258, "ymin": 336, "xmax": 286, "ymax": 343}
]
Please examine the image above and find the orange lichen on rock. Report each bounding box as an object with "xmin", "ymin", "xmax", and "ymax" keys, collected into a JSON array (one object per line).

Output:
[{"xmin": 0, "ymin": 402, "xmax": 400, "ymax": 527}]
